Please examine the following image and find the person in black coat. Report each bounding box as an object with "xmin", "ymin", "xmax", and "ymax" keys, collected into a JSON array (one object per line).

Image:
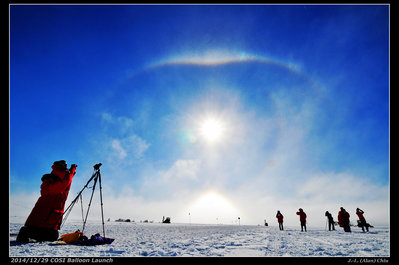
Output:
[
  {"xmin": 338, "ymin": 207, "xmax": 351, "ymax": 232},
  {"xmin": 325, "ymin": 211, "xmax": 335, "ymax": 231}
]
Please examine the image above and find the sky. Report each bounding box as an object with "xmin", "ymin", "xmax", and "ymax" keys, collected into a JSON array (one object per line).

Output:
[{"xmin": 10, "ymin": 4, "xmax": 389, "ymax": 227}]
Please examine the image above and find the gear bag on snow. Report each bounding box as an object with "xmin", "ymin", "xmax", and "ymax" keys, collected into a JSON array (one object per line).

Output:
[{"xmin": 69, "ymin": 233, "xmax": 114, "ymax": 246}]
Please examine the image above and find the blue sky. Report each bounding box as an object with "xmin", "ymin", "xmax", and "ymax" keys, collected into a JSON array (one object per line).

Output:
[{"xmin": 10, "ymin": 5, "xmax": 389, "ymax": 226}]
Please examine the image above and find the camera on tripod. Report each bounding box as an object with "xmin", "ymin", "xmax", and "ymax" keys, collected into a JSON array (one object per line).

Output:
[
  {"xmin": 93, "ymin": 163, "xmax": 102, "ymax": 170},
  {"xmin": 62, "ymin": 162, "xmax": 106, "ymax": 238}
]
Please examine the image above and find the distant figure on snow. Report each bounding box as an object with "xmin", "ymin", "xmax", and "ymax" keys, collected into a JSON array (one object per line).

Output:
[
  {"xmin": 276, "ymin": 210, "xmax": 284, "ymax": 230},
  {"xmin": 338, "ymin": 207, "xmax": 351, "ymax": 232},
  {"xmin": 16, "ymin": 160, "xmax": 77, "ymax": 243},
  {"xmin": 325, "ymin": 211, "xmax": 335, "ymax": 231},
  {"xmin": 296, "ymin": 208, "xmax": 307, "ymax": 232},
  {"xmin": 356, "ymin": 208, "xmax": 370, "ymax": 232}
]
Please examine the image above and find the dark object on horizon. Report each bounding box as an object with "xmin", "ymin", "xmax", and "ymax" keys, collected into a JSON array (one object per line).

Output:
[
  {"xmin": 264, "ymin": 219, "xmax": 268, "ymax": 226},
  {"xmin": 162, "ymin": 216, "xmax": 171, "ymax": 223},
  {"xmin": 16, "ymin": 161, "xmax": 77, "ymax": 243},
  {"xmin": 115, "ymin": 218, "xmax": 131, "ymax": 222},
  {"xmin": 325, "ymin": 211, "xmax": 335, "ymax": 231},
  {"xmin": 296, "ymin": 208, "xmax": 307, "ymax": 232},
  {"xmin": 338, "ymin": 207, "xmax": 351, "ymax": 232}
]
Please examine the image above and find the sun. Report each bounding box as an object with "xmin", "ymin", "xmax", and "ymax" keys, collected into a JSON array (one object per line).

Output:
[{"xmin": 199, "ymin": 118, "xmax": 224, "ymax": 143}]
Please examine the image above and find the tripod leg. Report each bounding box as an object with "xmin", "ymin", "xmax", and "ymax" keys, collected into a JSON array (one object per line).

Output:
[
  {"xmin": 98, "ymin": 171, "xmax": 106, "ymax": 239},
  {"xmin": 80, "ymin": 193, "xmax": 85, "ymax": 224},
  {"xmin": 61, "ymin": 170, "xmax": 98, "ymax": 229},
  {"xmin": 82, "ymin": 173, "xmax": 98, "ymax": 233}
]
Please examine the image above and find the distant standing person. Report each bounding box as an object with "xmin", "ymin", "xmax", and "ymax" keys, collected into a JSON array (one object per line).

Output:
[
  {"xmin": 276, "ymin": 210, "xmax": 284, "ymax": 230},
  {"xmin": 338, "ymin": 207, "xmax": 351, "ymax": 232},
  {"xmin": 356, "ymin": 208, "xmax": 369, "ymax": 232},
  {"xmin": 296, "ymin": 208, "xmax": 307, "ymax": 232},
  {"xmin": 325, "ymin": 211, "xmax": 335, "ymax": 231}
]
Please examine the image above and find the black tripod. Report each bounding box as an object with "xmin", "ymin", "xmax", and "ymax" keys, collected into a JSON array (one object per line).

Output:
[{"xmin": 61, "ymin": 163, "xmax": 106, "ymax": 239}]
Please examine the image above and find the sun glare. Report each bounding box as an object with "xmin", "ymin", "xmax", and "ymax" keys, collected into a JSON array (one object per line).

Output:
[
  {"xmin": 187, "ymin": 191, "xmax": 240, "ymax": 224},
  {"xmin": 200, "ymin": 118, "xmax": 224, "ymax": 143}
]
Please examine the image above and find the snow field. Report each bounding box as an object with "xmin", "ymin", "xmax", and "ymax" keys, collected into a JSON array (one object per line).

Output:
[{"xmin": 9, "ymin": 221, "xmax": 389, "ymax": 257}]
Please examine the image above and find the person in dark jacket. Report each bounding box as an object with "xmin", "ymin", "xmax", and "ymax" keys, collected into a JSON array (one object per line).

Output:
[
  {"xmin": 276, "ymin": 210, "xmax": 284, "ymax": 230},
  {"xmin": 296, "ymin": 208, "xmax": 307, "ymax": 232},
  {"xmin": 338, "ymin": 207, "xmax": 351, "ymax": 232},
  {"xmin": 16, "ymin": 160, "xmax": 77, "ymax": 243},
  {"xmin": 356, "ymin": 208, "xmax": 370, "ymax": 232},
  {"xmin": 325, "ymin": 211, "xmax": 335, "ymax": 231}
]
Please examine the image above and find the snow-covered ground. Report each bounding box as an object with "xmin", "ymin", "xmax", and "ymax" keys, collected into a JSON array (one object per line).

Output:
[{"xmin": 9, "ymin": 220, "xmax": 389, "ymax": 257}]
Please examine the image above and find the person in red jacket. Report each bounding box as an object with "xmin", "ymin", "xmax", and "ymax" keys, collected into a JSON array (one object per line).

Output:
[
  {"xmin": 356, "ymin": 208, "xmax": 369, "ymax": 232},
  {"xmin": 338, "ymin": 207, "xmax": 351, "ymax": 232},
  {"xmin": 16, "ymin": 160, "xmax": 77, "ymax": 243},
  {"xmin": 276, "ymin": 210, "xmax": 284, "ymax": 230},
  {"xmin": 296, "ymin": 208, "xmax": 307, "ymax": 232}
]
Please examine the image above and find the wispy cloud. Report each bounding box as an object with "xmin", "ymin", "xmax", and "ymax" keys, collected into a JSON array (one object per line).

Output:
[
  {"xmin": 298, "ymin": 172, "xmax": 388, "ymax": 203},
  {"xmin": 162, "ymin": 159, "xmax": 201, "ymax": 181},
  {"xmin": 99, "ymin": 112, "xmax": 150, "ymax": 164}
]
